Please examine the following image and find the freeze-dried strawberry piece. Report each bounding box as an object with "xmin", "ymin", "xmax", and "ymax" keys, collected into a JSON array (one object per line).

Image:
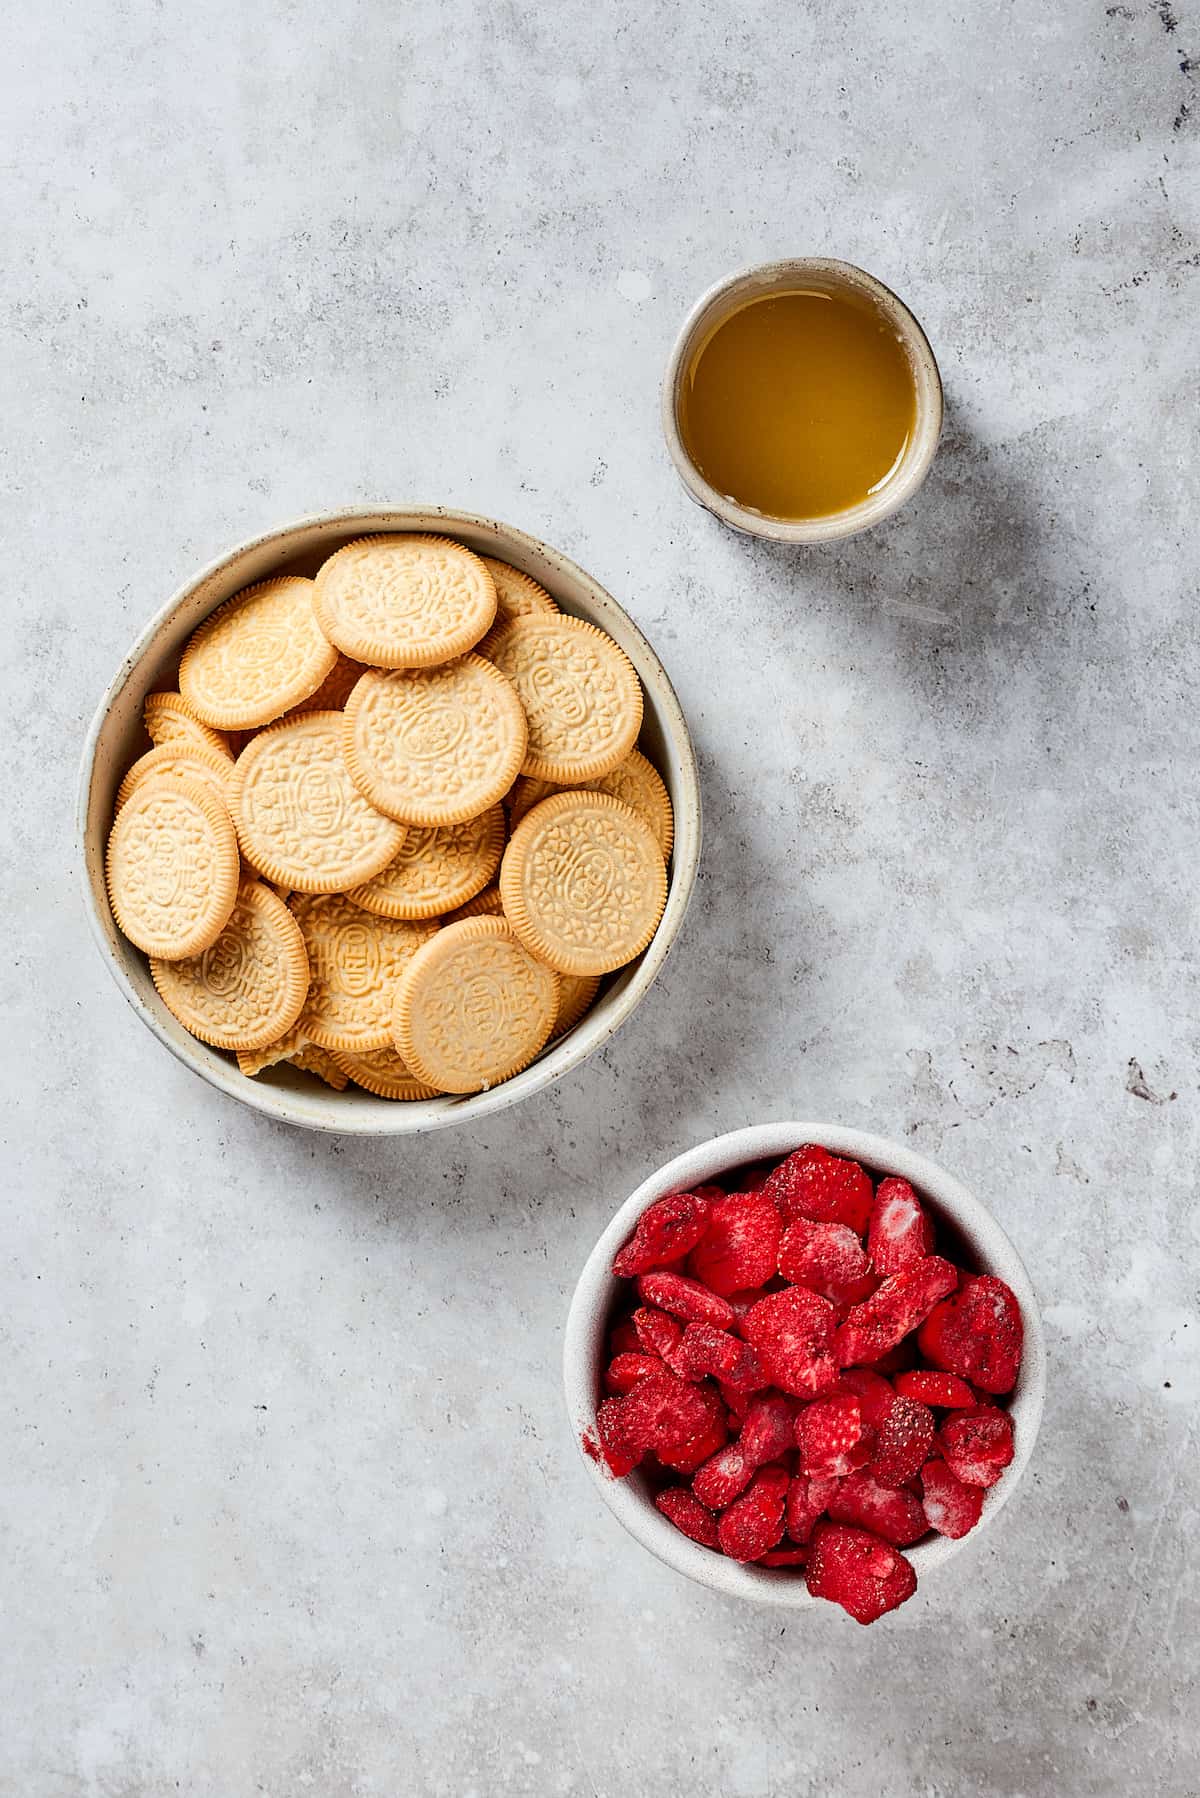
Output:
[
  {"xmin": 866, "ymin": 1338, "xmax": 918, "ymax": 1376},
  {"xmin": 613, "ymin": 1187, "xmax": 719, "ymax": 1279},
  {"xmin": 796, "ymin": 1392, "xmax": 873, "ymax": 1477},
  {"xmin": 834, "ymin": 1256, "xmax": 958, "ymax": 1367},
  {"xmin": 871, "ymin": 1396, "xmax": 936, "ymax": 1489},
  {"xmin": 894, "ymin": 1370, "xmax": 977, "ymax": 1408},
  {"xmin": 785, "ymin": 1472, "xmax": 840, "ymax": 1543},
  {"xmin": 721, "ymin": 1340, "xmax": 768, "ymax": 1396},
  {"xmin": 806, "ymin": 1523, "xmax": 917, "ymax": 1623},
  {"xmin": 917, "ymin": 1274, "xmax": 1023, "ymax": 1395},
  {"xmin": 778, "ymin": 1217, "xmax": 877, "ymax": 1306},
  {"xmin": 939, "ymin": 1405, "xmax": 1014, "ymax": 1487},
  {"xmin": 828, "ymin": 1469, "xmax": 927, "ymax": 1546},
  {"xmin": 604, "ymin": 1352, "xmax": 663, "ymax": 1394},
  {"xmin": 742, "ymin": 1286, "xmax": 839, "ymax": 1398},
  {"xmin": 719, "ymin": 1380, "xmax": 752, "ymax": 1420},
  {"xmin": 595, "ymin": 1397, "xmax": 641, "ymax": 1476},
  {"xmin": 621, "ymin": 1371, "xmax": 715, "ymax": 1456},
  {"xmin": 738, "ymin": 1394, "xmax": 797, "ymax": 1468},
  {"xmin": 656, "ymin": 1395, "xmax": 729, "ymax": 1473},
  {"xmin": 717, "ymin": 1465, "xmax": 790, "ymax": 1563},
  {"xmin": 632, "ymin": 1306, "xmax": 683, "ymax": 1362},
  {"xmin": 693, "ymin": 1441, "xmax": 753, "ymax": 1509},
  {"xmin": 609, "ymin": 1316, "xmax": 641, "ymax": 1356},
  {"xmin": 726, "ymin": 1287, "xmax": 772, "ymax": 1322},
  {"xmin": 655, "ymin": 1485, "xmax": 720, "ymax": 1548},
  {"xmin": 757, "ymin": 1545, "xmax": 809, "ymax": 1567},
  {"xmin": 920, "ymin": 1458, "xmax": 985, "ymax": 1538},
  {"xmin": 686, "ymin": 1190, "xmax": 782, "ymax": 1297},
  {"xmin": 839, "ymin": 1368, "xmax": 897, "ymax": 1429},
  {"xmin": 671, "ymin": 1322, "xmax": 744, "ymax": 1382},
  {"xmin": 867, "ymin": 1177, "xmax": 934, "ymax": 1275},
  {"xmin": 763, "ymin": 1145, "xmax": 874, "ymax": 1234},
  {"xmin": 638, "ymin": 1270, "xmax": 735, "ymax": 1329}
]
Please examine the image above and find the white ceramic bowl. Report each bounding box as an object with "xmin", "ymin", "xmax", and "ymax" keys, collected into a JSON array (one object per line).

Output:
[
  {"xmin": 78, "ymin": 507, "xmax": 701, "ymax": 1135},
  {"xmin": 564, "ymin": 1122, "xmax": 1045, "ymax": 1609},
  {"xmin": 662, "ymin": 259, "xmax": 943, "ymax": 544}
]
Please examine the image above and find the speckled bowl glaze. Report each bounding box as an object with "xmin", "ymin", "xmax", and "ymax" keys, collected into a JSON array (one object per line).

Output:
[
  {"xmin": 78, "ymin": 507, "xmax": 701, "ymax": 1135},
  {"xmin": 662, "ymin": 259, "xmax": 943, "ymax": 544},
  {"xmin": 564, "ymin": 1122, "xmax": 1045, "ymax": 1610}
]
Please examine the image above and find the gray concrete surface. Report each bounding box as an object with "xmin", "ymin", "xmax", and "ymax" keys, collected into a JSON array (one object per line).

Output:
[{"xmin": 3, "ymin": 0, "xmax": 1199, "ymax": 1791}]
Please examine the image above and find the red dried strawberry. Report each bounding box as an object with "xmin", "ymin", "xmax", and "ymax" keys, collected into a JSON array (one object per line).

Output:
[
  {"xmin": 721, "ymin": 1340, "xmax": 768, "ymax": 1396},
  {"xmin": 839, "ymin": 1368, "xmax": 897, "ymax": 1429},
  {"xmin": 613, "ymin": 1186, "xmax": 719, "ymax": 1279},
  {"xmin": 828, "ymin": 1469, "xmax": 927, "ymax": 1547},
  {"xmin": 718, "ymin": 1380, "xmax": 752, "ymax": 1420},
  {"xmin": 806, "ymin": 1523, "xmax": 918, "ymax": 1623},
  {"xmin": 939, "ymin": 1405, "xmax": 1014, "ymax": 1487},
  {"xmin": 894, "ymin": 1370, "xmax": 977, "ymax": 1408},
  {"xmin": 604, "ymin": 1352, "xmax": 663, "ymax": 1394},
  {"xmin": 621, "ymin": 1371, "xmax": 715, "ymax": 1456},
  {"xmin": 595, "ymin": 1397, "xmax": 641, "ymax": 1476},
  {"xmin": 757, "ymin": 1545, "xmax": 809, "ymax": 1567},
  {"xmin": 917, "ymin": 1274, "xmax": 1023, "ymax": 1395},
  {"xmin": 609, "ymin": 1316, "xmax": 641, "ymax": 1356},
  {"xmin": 632, "ymin": 1306, "xmax": 683, "ymax": 1361},
  {"xmin": 638, "ymin": 1270, "xmax": 735, "ymax": 1329},
  {"xmin": 671, "ymin": 1321, "xmax": 743, "ymax": 1382},
  {"xmin": 866, "ymin": 1338, "xmax": 918, "ymax": 1376},
  {"xmin": 742, "ymin": 1286, "xmax": 839, "ymax": 1398},
  {"xmin": 870, "ymin": 1395, "xmax": 936, "ymax": 1488},
  {"xmin": 692, "ymin": 1441, "xmax": 752, "ymax": 1509},
  {"xmin": 654, "ymin": 1383, "xmax": 727, "ymax": 1472},
  {"xmin": 834, "ymin": 1256, "xmax": 958, "ymax": 1366},
  {"xmin": 778, "ymin": 1217, "xmax": 877, "ymax": 1306},
  {"xmin": 920, "ymin": 1458, "xmax": 985, "ymax": 1537},
  {"xmin": 738, "ymin": 1394, "xmax": 796, "ymax": 1468},
  {"xmin": 795, "ymin": 1392, "xmax": 873, "ymax": 1476},
  {"xmin": 866, "ymin": 1177, "xmax": 934, "ymax": 1275},
  {"xmin": 717, "ymin": 1465, "xmax": 789, "ymax": 1563},
  {"xmin": 687, "ymin": 1189, "xmax": 781, "ymax": 1297},
  {"xmin": 786, "ymin": 1472, "xmax": 840, "ymax": 1542},
  {"xmin": 726, "ymin": 1287, "xmax": 772, "ymax": 1321},
  {"xmin": 655, "ymin": 1485, "xmax": 720, "ymax": 1548},
  {"xmin": 763, "ymin": 1145, "xmax": 874, "ymax": 1234}
]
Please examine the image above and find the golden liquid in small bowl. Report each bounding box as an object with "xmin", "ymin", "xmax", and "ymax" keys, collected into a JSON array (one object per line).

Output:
[{"xmin": 677, "ymin": 286, "xmax": 918, "ymax": 522}]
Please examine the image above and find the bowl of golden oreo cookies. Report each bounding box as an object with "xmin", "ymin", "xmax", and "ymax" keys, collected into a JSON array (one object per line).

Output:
[{"xmin": 79, "ymin": 507, "xmax": 701, "ymax": 1134}]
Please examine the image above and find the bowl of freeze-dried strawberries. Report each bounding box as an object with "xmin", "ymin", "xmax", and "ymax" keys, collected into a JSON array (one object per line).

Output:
[{"xmin": 564, "ymin": 1123, "xmax": 1044, "ymax": 1621}]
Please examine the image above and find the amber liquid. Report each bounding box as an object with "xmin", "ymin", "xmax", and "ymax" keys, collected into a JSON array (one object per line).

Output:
[{"xmin": 678, "ymin": 286, "xmax": 917, "ymax": 520}]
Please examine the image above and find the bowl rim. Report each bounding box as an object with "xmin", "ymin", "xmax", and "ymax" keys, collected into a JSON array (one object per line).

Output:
[
  {"xmin": 563, "ymin": 1121, "xmax": 1045, "ymax": 1610},
  {"xmin": 661, "ymin": 258, "xmax": 944, "ymax": 544},
  {"xmin": 77, "ymin": 504, "xmax": 702, "ymax": 1135}
]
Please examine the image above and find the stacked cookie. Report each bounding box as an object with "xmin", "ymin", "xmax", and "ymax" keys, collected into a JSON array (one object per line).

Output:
[{"xmin": 104, "ymin": 536, "xmax": 673, "ymax": 1100}]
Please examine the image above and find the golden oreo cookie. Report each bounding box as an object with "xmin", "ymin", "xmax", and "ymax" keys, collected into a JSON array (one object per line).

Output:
[
  {"xmin": 392, "ymin": 916, "xmax": 560, "ymax": 1095},
  {"xmin": 114, "ymin": 743, "xmax": 233, "ymax": 816},
  {"xmin": 331, "ymin": 1044, "xmax": 440, "ymax": 1101},
  {"xmin": 291, "ymin": 893, "xmax": 439, "ymax": 1052},
  {"xmin": 499, "ymin": 790, "xmax": 667, "ymax": 976},
  {"xmin": 444, "ymin": 884, "xmax": 504, "ymax": 922},
  {"xmin": 313, "ymin": 534, "xmax": 496, "ymax": 668},
  {"xmin": 150, "ymin": 878, "xmax": 309, "ymax": 1051},
  {"xmin": 278, "ymin": 652, "xmax": 366, "ymax": 719},
  {"xmin": 506, "ymin": 775, "xmax": 559, "ymax": 830},
  {"xmin": 178, "ymin": 576, "xmax": 337, "ymax": 730},
  {"xmin": 347, "ymin": 806, "xmax": 505, "ymax": 920},
  {"xmin": 478, "ymin": 557, "xmax": 558, "ymax": 657},
  {"xmin": 143, "ymin": 691, "xmax": 234, "ymax": 761},
  {"xmin": 589, "ymin": 750, "xmax": 674, "ymax": 860},
  {"xmin": 487, "ymin": 615, "xmax": 642, "ymax": 784},
  {"xmin": 105, "ymin": 774, "xmax": 240, "ymax": 961},
  {"xmin": 552, "ymin": 972, "xmax": 601, "ymax": 1039},
  {"xmin": 228, "ymin": 712, "xmax": 406, "ymax": 894},
  {"xmin": 342, "ymin": 657, "xmax": 526, "ymax": 827}
]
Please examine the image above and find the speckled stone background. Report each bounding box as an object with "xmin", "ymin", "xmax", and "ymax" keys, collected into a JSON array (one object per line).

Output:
[{"xmin": 3, "ymin": 0, "xmax": 1199, "ymax": 1792}]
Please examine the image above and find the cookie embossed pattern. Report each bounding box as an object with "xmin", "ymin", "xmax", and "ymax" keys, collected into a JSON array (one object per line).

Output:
[{"xmin": 80, "ymin": 507, "xmax": 700, "ymax": 1134}]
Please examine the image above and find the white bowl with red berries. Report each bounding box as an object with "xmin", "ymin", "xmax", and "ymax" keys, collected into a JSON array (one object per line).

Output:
[{"xmin": 564, "ymin": 1124, "xmax": 1045, "ymax": 1622}]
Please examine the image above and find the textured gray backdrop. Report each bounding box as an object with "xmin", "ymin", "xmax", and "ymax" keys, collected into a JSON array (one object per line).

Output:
[{"xmin": 3, "ymin": 0, "xmax": 1198, "ymax": 1792}]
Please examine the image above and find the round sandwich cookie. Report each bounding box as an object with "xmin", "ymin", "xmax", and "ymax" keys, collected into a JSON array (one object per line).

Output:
[
  {"xmin": 347, "ymin": 806, "xmax": 505, "ymax": 921},
  {"xmin": 551, "ymin": 971, "xmax": 601, "ymax": 1040},
  {"xmin": 178, "ymin": 575, "xmax": 337, "ymax": 730},
  {"xmin": 499, "ymin": 789, "xmax": 667, "ymax": 977},
  {"xmin": 313, "ymin": 534, "xmax": 497, "ymax": 668},
  {"xmin": 487, "ymin": 614, "xmax": 642, "ymax": 785},
  {"xmin": 587, "ymin": 748, "xmax": 674, "ymax": 860},
  {"xmin": 150, "ymin": 878, "xmax": 309, "ymax": 1051},
  {"xmin": 105, "ymin": 774, "xmax": 240, "ymax": 961},
  {"xmin": 228, "ymin": 711, "xmax": 406, "ymax": 894},
  {"xmin": 444, "ymin": 883, "xmax": 504, "ymax": 923},
  {"xmin": 330, "ymin": 1043, "xmax": 440, "ymax": 1101},
  {"xmin": 142, "ymin": 691, "xmax": 235, "ymax": 761},
  {"xmin": 477, "ymin": 556, "xmax": 558, "ymax": 657},
  {"xmin": 392, "ymin": 916, "xmax": 560, "ymax": 1095},
  {"xmin": 341, "ymin": 657, "xmax": 526, "ymax": 827},
  {"xmin": 114, "ymin": 742, "xmax": 234, "ymax": 816},
  {"xmin": 290, "ymin": 892, "xmax": 439, "ymax": 1053}
]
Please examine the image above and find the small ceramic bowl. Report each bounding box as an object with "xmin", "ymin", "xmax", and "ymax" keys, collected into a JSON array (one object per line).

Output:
[
  {"xmin": 564, "ymin": 1122, "xmax": 1044, "ymax": 1609},
  {"xmin": 662, "ymin": 258, "xmax": 943, "ymax": 544},
  {"xmin": 78, "ymin": 506, "xmax": 701, "ymax": 1135}
]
